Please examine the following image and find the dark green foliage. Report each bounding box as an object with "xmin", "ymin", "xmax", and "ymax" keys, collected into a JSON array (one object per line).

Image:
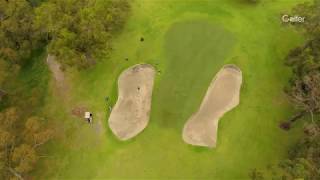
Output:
[
  {"xmin": 284, "ymin": 70, "xmax": 320, "ymax": 118},
  {"xmin": 285, "ymin": 38, "xmax": 320, "ymax": 78},
  {"xmin": 276, "ymin": 124, "xmax": 320, "ymax": 179},
  {"xmin": 0, "ymin": 0, "xmax": 130, "ymax": 70},
  {"xmin": 0, "ymin": 0, "xmax": 38, "ymax": 64},
  {"xmin": 282, "ymin": 0, "xmax": 320, "ymax": 126},
  {"xmin": 254, "ymin": 124, "xmax": 320, "ymax": 180},
  {"xmin": 292, "ymin": 0, "xmax": 320, "ymax": 38},
  {"xmin": 34, "ymin": 0, "xmax": 130, "ymax": 69}
]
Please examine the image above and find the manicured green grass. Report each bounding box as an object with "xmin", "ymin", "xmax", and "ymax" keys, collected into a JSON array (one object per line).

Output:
[
  {"xmin": 38, "ymin": 0, "xmax": 311, "ymax": 179},
  {"xmin": 153, "ymin": 21, "xmax": 235, "ymax": 130}
]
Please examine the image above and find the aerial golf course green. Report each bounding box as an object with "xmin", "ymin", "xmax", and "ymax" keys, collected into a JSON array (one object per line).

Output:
[{"xmin": 37, "ymin": 0, "xmax": 309, "ymax": 179}]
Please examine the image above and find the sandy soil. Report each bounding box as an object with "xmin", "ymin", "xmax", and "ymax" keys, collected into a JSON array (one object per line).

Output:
[
  {"xmin": 182, "ymin": 64, "xmax": 242, "ymax": 148},
  {"xmin": 108, "ymin": 64, "xmax": 156, "ymax": 140}
]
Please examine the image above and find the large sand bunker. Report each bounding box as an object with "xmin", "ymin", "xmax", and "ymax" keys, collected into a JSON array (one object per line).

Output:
[
  {"xmin": 109, "ymin": 64, "xmax": 156, "ymax": 140},
  {"xmin": 183, "ymin": 65, "xmax": 242, "ymax": 148}
]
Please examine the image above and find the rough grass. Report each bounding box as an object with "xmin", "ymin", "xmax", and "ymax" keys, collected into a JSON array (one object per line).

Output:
[{"xmin": 37, "ymin": 0, "xmax": 311, "ymax": 179}]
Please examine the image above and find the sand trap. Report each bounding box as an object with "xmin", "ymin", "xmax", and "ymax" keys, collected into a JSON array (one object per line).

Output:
[
  {"xmin": 108, "ymin": 64, "xmax": 156, "ymax": 140},
  {"xmin": 182, "ymin": 64, "xmax": 242, "ymax": 148}
]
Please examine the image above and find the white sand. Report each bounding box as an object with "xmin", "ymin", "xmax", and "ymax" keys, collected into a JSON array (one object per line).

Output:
[
  {"xmin": 108, "ymin": 64, "xmax": 156, "ymax": 140},
  {"xmin": 182, "ymin": 64, "xmax": 242, "ymax": 148}
]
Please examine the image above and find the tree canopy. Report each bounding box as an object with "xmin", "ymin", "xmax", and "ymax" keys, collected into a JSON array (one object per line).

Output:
[
  {"xmin": 0, "ymin": 0, "xmax": 38, "ymax": 64},
  {"xmin": 292, "ymin": 0, "xmax": 320, "ymax": 38},
  {"xmin": 257, "ymin": 124, "xmax": 320, "ymax": 179},
  {"xmin": 0, "ymin": 0, "xmax": 130, "ymax": 70},
  {"xmin": 34, "ymin": 0, "xmax": 130, "ymax": 69},
  {"xmin": 280, "ymin": 0, "xmax": 320, "ymax": 129},
  {"xmin": 0, "ymin": 108, "xmax": 54, "ymax": 179}
]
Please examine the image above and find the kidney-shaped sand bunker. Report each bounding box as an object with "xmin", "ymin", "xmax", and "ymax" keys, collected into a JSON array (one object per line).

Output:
[
  {"xmin": 109, "ymin": 64, "xmax": 156, "ymax": 140},
  {"xmin": 183, "ymin": 64, "xmax": 242, "ymax": 148}
]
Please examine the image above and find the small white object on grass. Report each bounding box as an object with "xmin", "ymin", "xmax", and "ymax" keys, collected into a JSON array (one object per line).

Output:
[
  {"xmin": 85, "ymin": 112, "xmax": 91, "ymax": 119},
  {"xmin": 84, "ymin": 112, "xmax": 93, "ymax": 123}
]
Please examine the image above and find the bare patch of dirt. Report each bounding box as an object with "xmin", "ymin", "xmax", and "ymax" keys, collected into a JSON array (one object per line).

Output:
[
  {"xmin": 71, "ymin": 106, "xmax": 88, "ymax": 118},
  {"xmin": 46, "ymin": 55, "xmax": 69, "ymax": 96}
]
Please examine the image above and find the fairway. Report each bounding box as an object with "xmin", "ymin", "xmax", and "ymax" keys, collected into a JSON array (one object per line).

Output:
[{"xmin": 38, "ymin": 0, "xmax": 308, "ymax": 179}]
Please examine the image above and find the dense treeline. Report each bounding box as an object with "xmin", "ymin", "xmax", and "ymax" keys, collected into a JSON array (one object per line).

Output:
[
  {"xmin": 0, "ymin": 0, "xmax": 130, "ymax": 73},
  {"xmin": 282, "ymin": 0, "xmax": 320, "ymax": 128},
  {"xmin": 0, "ymin": 0, "xmax": 130, "ymax": 104},
  {"xmin": 278, "ymin": 1, "xmax": 320, "ymax": 178},
  {"xmin": 0, "ymin": 49, "xmax": 53, "ymax": 179},
  {"xmin": 251, "ymin": 0, "xmax": 320, "ymax": 179},
  {"xmin": 0, "ymin": 0, "xmax": 130, "ymax": 179},
  {"xmin": 35, "ymin": 0, "xmax": 130, "ymax": 69},
  {"xmin": 0, "ymin": 0, "xmax": 38, "ymax": 64}
]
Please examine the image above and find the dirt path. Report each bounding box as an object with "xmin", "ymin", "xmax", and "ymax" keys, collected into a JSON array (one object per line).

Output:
[
  {"xmin": 46, "ymin": 55, "xmax": 69, "ymax": 96},
  {"xmin": 183, "ymin": 64, "xmax": 243, "ymax": 148},
  {"xmin": 108, "ymin": 64, "xmax": 156, "ymax": 140}
]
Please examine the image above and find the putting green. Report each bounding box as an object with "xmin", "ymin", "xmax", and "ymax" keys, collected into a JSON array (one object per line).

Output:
[
  {"xmin": 153, "ymin": 21, "xmax": 235, "ymax": 130},
  {"xmin": 38, "ymin": 0, "xmax": 308, "ymax": 179}
]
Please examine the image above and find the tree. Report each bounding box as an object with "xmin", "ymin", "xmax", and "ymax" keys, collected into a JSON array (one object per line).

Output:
[
  {"xmin": 272, "ymin": 124, "xmax": 320, "ymax": 179},
  {"xmin": 292, "ymin": 0, "xmax": 320, "ymax": 38},
  {"xmin": 0, "ymin": 0, "xmax": 38, "ymax": 64},
  {"xmin": 0, "ymin": 59, "xmax": 9, "ymax": 101},
  {"xmin": 287, "ymin": 71, "xmax": 320, "ymax": 118},
  {"xmin": 0, "ymin": 59, "xmax": 9, "ymax": 86},
  {"xmin": 255, "ymin": 124, "xmax": 320, "ymax": 180},
  {"xmin": 0, "ymin": 57, "xmax": 21, "ymax": 102},
  {"xmin": 12, "ymin": 144, "xmax": 38, "ymax": 175},
  {"xmin": 280, "ymin": 0, "xmax": 320, "ymax": 129},
  {"xmin": 0, "ymin": 107, "xmax": 20, "ymax": 179},
  {"xmin": 0, "ymin": 108, "xmax": 54, "ymax": 179},
  {"xmin": 23, "ymin": 116, "xmax": 53, "ymax": 148},
  {"xmin": 281, "ymin": 70, "xmax": 320, "ymax": 129},
  {"xmin": 34, "ymin": 0, "xmax": 130, "ymax": 69}
]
